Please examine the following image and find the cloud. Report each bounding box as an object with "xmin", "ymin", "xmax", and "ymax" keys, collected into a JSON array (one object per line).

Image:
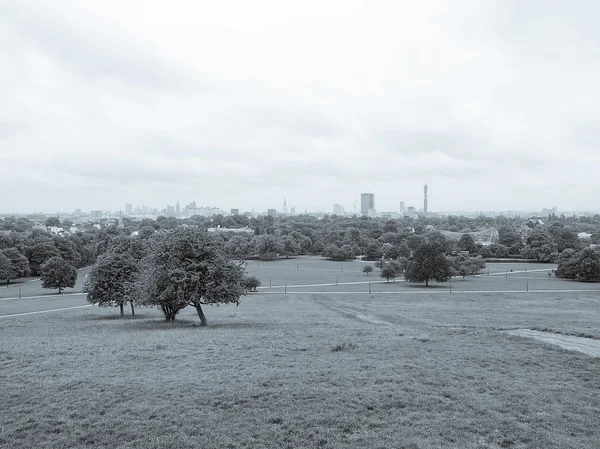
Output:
[{"xmin": 1, "ymin": 0, "xmax": 600, "ymax": 213}]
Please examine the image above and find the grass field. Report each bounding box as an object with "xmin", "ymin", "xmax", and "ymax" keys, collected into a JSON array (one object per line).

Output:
[{"xmin": 1, "ymin": 257, "xmax": 600, "ymax": 449}]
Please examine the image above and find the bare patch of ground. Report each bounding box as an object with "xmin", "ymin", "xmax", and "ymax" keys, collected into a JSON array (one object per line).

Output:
[{"xmin": 507, "ymin": 329, "xmax": 600, "ymax": 357}]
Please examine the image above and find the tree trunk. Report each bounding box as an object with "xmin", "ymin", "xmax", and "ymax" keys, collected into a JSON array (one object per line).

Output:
[
  {"xmin": 6, "ymin": 279, "xmax": 9, "ymax": 285},
  {"xmin": 194, "ymin": 304, "xmax": 208, "ymax": 326},
  {"xmin": 119, "ymin": 303, "xmax": 124, "ymax": 316},
  {"xmin": 130, "ymin": 302, "xmax": 135, "ymax": 316},
  {"xmin": 58, "ymin": 286, "xmax": 62, "ymax": 294},
  {"xmin": 425, "ymin": 279, "xmax": 429, "ymax": 287}
]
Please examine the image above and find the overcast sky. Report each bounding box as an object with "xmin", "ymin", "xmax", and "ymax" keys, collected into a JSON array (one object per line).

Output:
[{"xmin": 2, "ymin": 0, "xmax": 600, "ymax": 214}]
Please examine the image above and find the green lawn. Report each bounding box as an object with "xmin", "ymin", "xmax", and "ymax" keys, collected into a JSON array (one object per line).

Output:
[{"xmin": 2, "ymin": 288, "xmax": 600, "ymax": 449}]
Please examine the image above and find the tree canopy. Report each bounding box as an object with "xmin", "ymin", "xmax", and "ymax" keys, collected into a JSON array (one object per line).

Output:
[
  {"xmin": 40, "ymin": 256, "xmax": 77, "ymax": 293},
  {"xmin": 135, "ymin": 228, "xmax": 247, "ymax": 324},
  {"xmin": 85, "ymin": 252, "xmax": 139, "ymax": 316},
  {"xmin": 404, "ymin": 238, "xmax": 452, "ymax": 287}
]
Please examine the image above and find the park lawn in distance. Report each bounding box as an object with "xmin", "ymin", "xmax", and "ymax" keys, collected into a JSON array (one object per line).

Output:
[{"xmin": 1, "ymin": 290, "xmax": 600, "ymax": 449}]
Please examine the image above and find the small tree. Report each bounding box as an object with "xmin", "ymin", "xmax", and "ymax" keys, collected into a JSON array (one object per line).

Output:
[
  {"xmin": 243, "ymin": 276, "xmax": 262, "ymax": 292},
  {"xmin": 380, "ymin": 263, "xmax": 399, "ymax": 282},
  {"xmin": 362, "ymin": 265, "xmax": 374, "ymax": 276},
  {"xmin": 374, "ymin": 259, "xmax": 385, "ymax": 271},
  {"xmin": 39, "ymin": 256, "xmax": 77, "ymax": 294},
  {"xmin": 84, "ymin": 252, "xmax": 138, "ymax": 316}
]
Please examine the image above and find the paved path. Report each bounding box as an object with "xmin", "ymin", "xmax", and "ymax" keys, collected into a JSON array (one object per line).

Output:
[{"xmin": 0, "ymin": 267, "xmax": 91, "ymax": 300}]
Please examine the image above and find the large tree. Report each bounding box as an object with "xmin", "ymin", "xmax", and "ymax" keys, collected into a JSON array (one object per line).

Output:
[
  {"xmin": 135, "ymin": 228, "xmax": 247, "ymax": 324},
  {"xmin": 0, "ymin": 248, "xmax": 30, "ymax": 284},
  {"xmin": 26, "ymin": 241, "xmax": 61, "ymax": 275},
  {"xmin": 84, "ymin": 252, "xmax": 138, "ymax": 316},
  {"xmin": 576, "ymin": 248, "xmax": 600, "ymax": 282},
  {"xmin": 457, "ymin": 234, "xmax": 477, "ymax": 253},
  {"xmin": 521, "ymin": 228, "xmax": 557, "ymax": 262},
  {"xmin": 254, "ymin": 234, "xmax": 284, "ymax": 260},
  {"xmin": 404, "ymin": 241, "xmax": 452, "ymax": 287},
  {"xmin": 39, "ymin": 257, "xmax": 77, "ymax": 293},
  {"xmin": 281, "ymin": 236, "xmax": 299, "ymax": 258}
]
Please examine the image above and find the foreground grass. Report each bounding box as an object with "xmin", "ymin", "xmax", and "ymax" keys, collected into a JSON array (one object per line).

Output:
[{"xmin": 1, "ymin": 292, "xmax": 600, "ymax": 449}]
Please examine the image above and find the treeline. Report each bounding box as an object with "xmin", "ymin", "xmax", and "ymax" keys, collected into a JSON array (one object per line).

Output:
[
  {"xmin": 555, "ymin": 248, "xmax": 600, "ymax": 282},
  {"xmin": 0, "ymin": 217, "xmax": 104, "ymax": 285},
  {"xmin": 212, "ymin": 215, "xmax": 590, "ymax": 263}
]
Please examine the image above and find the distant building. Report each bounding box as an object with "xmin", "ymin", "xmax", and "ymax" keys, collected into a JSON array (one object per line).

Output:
[
  {"xmin": 176, "ymin": 201, "xmax": 180, "ymax": 217},
  {"xmin": 243, "ymin": 212, "xmax": 252, "ymax": 217},
  {"xmin": 167, "ymin": 205, "xmax": 175, "ymax": 216},
  {"xmin": 208, "ymin": 227, "xmax": 253, "ymax": 234},
  {"xmin": 405, "ymin": 206, "xmax": 416, "ymax": 218},
  {"xmin": 290, "ymin": 207, "xmax": 296, "ymax": 215},
  {"xmin": 125, "ymin": 203, "xmax": 133, "ymax": 215},
  {"xmin": 541, "ymin": 206, "xmax": 558, "ymax": 216},
  {"xmin": 424, "ymin": 185, "xmax": 428, "ymax": 214},
  {"xmin": 400, "ymin": 202, "xmax": 406, "ymax": 213},
  {"xmin": 361, "ymin": 193, "xmax": 375, "ymax": 217},
  {"xmin": 333, "ymin": 204, "xmax": 344, "ymax": 215},
  {"xmin": 267, "ymin": 208, "xmax": 277, "ymax": 218},
  {"xmin": 90, "ymin": 210, "xmax": 103, "ymax": 219},
  {"xmin": 231, "ymin": 209, "xmax": 239, "ymax": 215},
  {"xmin": 380, "ymin": 212, "xmax": 400, "ymax": 219},
  {"xmin": 283, "ymin": 199, "xmax": 287, "ymax": 215}
]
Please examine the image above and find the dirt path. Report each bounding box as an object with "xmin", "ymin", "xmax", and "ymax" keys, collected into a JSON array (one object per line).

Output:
[{"xmin": 508, "ymin": 329, "xmax": 600, "ymax": 357}]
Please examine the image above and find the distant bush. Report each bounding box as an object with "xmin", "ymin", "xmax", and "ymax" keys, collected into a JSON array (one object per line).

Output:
[{"xmin": 331, "ymin": 342, "xmax": 357, "ymax": 352}]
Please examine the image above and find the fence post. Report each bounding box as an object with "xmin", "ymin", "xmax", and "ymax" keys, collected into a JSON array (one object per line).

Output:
[
  {"xmin": 19, "ymin": 287, "xmax": 21, "ymax": 300},
  {"xmin": 450, "ymin": 279, "xmax": 452, "ymax": 293},
  {"xmin": 341, "ymin": 263, "xmax": 343, "ymax": 272},
  {"xmin": 269, "ymin": 278, "xmax": 271, "ymax": 289},
  {"xmin": 336, "ymin": 275, "xmax": 338, "ymax": 286},
  {"xmin": 526, "ymin": 282, "xmax": 528, "ymax": 292},
  {"xmin": 369, "ymin": 282, "xmax": 371, "ymax": 294},
  {"xmin": 297, "ymin": 263, "xmax": 299, "ymax": 270},
  {"xmin": 285, "ymin": 282, "xmax": 287, "ymax": 294}
]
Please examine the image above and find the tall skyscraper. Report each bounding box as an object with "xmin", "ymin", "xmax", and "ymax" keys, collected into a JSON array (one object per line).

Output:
[
  {"xmin": 400, "ymin": 202, "xmax": 406, "ymax": 213},
  {"xmin": 125, "ymin": 203, "xmax": 133, "ymax": 215},
  {"xmin": 176, "ymin": 201, "xmax": 180, "ymax": 217},
  {"xmin": 361, "ymin": 193, "xmax": 375, "ymax": 217},
  {"xmin": 333, "ymin": 204, "xmax": 344, "ymax": 215},
  {"xmin": 283, "ymin": 198, "xmax": 287, "ymax": 215},
  {"xmin": 424, "ymin": 185, "xmax": 428, "ymax": 214}
]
